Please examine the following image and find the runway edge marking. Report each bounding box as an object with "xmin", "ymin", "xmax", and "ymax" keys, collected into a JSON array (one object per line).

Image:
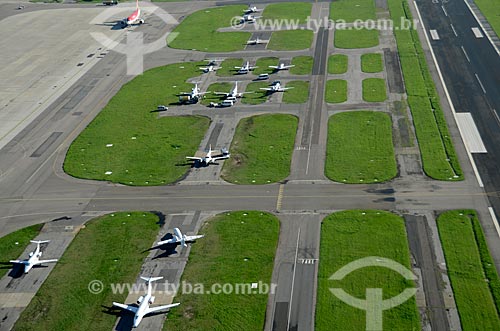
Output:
[{"xmin": 488, "ymin": 207, "xmax": 500, "ymax": 238}]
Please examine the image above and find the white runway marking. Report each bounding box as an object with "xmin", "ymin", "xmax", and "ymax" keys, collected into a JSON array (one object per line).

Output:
[
  {"xmin": 455, "ymin": 113, "xmax": 487, "ymax": 153},
  {"xmin": 430, "ymin": 29, "xmax": 440, "ymax": 40},
  {"xmin": 461, "ymin": 46, "xmax": 471, "ymax": 62},
  {"xmin": 489, "ymin": 207, "xmax": 500, "ymax": 239},
  {"xmin": 450, "ymin": 24, "xmax": 458, "ymax": 37},
  {"xmin": 474, "ymin": 73, "xmax": 487, "ymax": 94},
  {"xmin": 471, "ymin": 27, "xmax": 484, "ymax": 38}
]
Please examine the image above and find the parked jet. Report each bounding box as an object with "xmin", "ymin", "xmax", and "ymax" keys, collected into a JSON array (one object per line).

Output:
[
  {"xmin": 113, "ymin": 276, "xmax": 180, "ymax": 328},
  {"xmin": 246, "ymin": 38, "xmax": 269, "ymax": 45},
  {"xmin": 260, "ymin": 81, "xmax": 293, "ymax": 93},
  {"xmin": 199, "ymin": 65, "xmax": 221, "ymax": 73},
  {"xmin": 235, "ymin": 61, "xmax": 258, "ymax": 74},
  {"xmin": 244, "ymin": 5, "xmax": 261, "ymax": 14},
  {"xmin": 178, "ymin": 83, "xmax": 210, "ymax": 103},
  {"xmin": 235, "ymin": 14, "xmax": 261, "ymax": 24},
  {"xmin": 269, "ymin": 63, "xmax": 295, "ymax": 71},
  {"xmin": 185, "ymin": 145, "xmax": 230, "ymax": 166},
  {"xmin": 10, "ymin": 240, "xmax": 58, "ymax": 274},
  {"xmin": 157, "ymin": 228, "xmax": 205, "ymax": 247},
  {"xmin": 214, "ymin": 82, "xmax": 252, "ymax": 98},
  {"xmin": 121, "ymin": 0, "xmax": 144, "ymax": 26}
]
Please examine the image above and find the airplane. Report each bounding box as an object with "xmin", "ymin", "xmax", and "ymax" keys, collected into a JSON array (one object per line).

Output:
[
  {"xmin": 269, "ymin": 63, "xmax": 296, "ymax": 71},
  {"xmin": 113, "ymin": 276, "xmax": 180, "ymax": 328},
  {"xmin": 260, "ymin": 81, "xmax": 294, "ymax": 93},
  {"xmin": 214, "ymin": 82, "xmax": 253, "ymax": 98},
  {"xmin": 235, "ymin": 14, "xmax": 261, "ymax": 24},
  {"xmin": 244, "ymin": 5, "xmax": 261, "ymax": 14},
  {"xmin": 235, "ymin": 61, "xmax": 258, "ymax": 74},
  {"xmin": 121, "ymin": 0, "xmax": 144, "ymax": 27},
  {"xmin": 10, "ymin": 240, "xmax": 58, "ymax": 274},
  {"xmin": 185, "ymin": 145, "xmax": 230, "ymax": 166},
  {"xmin": 157, "ymin": 227, "xmax": 205, "ymax": 247},
  {"xmin": 204, "ymin": 59, "xmax": 222, "ymax": 66},
  {"xmin": 199, "ymin": 65, "xmax": 221, "ymax": 73},
  {"xmin": 246, "ymin": 38, "xmax": 269, "ymax": 45},
  {"xmin": 178, "ymin": 83, "xmax": 210, "ymax": 103}
]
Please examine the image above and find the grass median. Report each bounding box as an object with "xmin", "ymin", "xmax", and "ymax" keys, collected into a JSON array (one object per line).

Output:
[
  {"xmin": 64, "ymin": 62, "xmax": 211, "ymax": 186},
  {"xmin": 334, "ymin": 28, "xmax": 379, "ymax": 49},
  {"xmin": 253, "ymin": 57, "xmax": 279, "ymax": 75},
  {"xmin": 241, "ymin": 82, "xmax": 269, "ymax": 105},
  {"xmin": 216, "ymin": 58, "xmax": 243, "ymax": 77},
  {"xmin": 290, "ymin": 56, "xmax": 313, "ymax": 75},
  {"xmin": 221, "ymin": 114, "xmax": 298, "ymax": 184},
  {"xmin": 14, "ymin": 212, "xmax": 161, "ymax": 331},
  {"xmin": 268, "ymin": 30, "xmax": 314, "ymax": 51},
  {"xmin": 362, "ymin": 78, "xmax": 387, "ymax": 102},
  {"xmin": 169, "ymin": 5, "xmax": 251, "ymax": 52},
  {"xmin": 436, "ymin": 210, "xmax": 500, "ymax": 330},
  {"xmin": 282, "ymin": 80, "xmax": 309, "ymax": 103},
  {"xmin": 325, "ymin": 111, "xmax": 397, "ymax": 183},
  {"xmin": 330, "ymin": 0, "xmax": 377, "ymax": 22},
  {"xmin": 165, "ymin": 211, "xmax": 280, "ymax": 331},
  {"xmin": 316, "ymin": 210, "xmax": 420, "ymax": 330},
  {"xmin": 0, "ymin": 224, "xmax": 43, "ymax": 278},
  {"xmin": 325, "ymin": 79, "xmax": 347, "ymax": 103},
  {"xmin": 328, "ymin": 54, "xmax": 348, "ymax": 74},
  {"xmin": 262, "ymin": 2, "xmax": 312, "ymax": 24},
  {"xmin": 361, "ymin": 53, "xmax": 383, "ymax": 73},
  {"xmin": 387, "ymin": 0, "xmax": 462, "ymax": 180}
]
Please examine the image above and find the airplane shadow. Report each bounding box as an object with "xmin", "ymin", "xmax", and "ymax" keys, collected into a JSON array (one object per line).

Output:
[
  {"xmin": 0, "ymin": 262, "xmax": 24, "ymax": 279},
  {"xmin": 94, "ymin": 21, "xmax": 125, "ymax": 31}
]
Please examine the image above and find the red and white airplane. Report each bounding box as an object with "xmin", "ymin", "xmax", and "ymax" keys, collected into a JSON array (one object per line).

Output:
[{"xmin": 122, "ymin": 0, "xmax": 145, "ymax": 27}]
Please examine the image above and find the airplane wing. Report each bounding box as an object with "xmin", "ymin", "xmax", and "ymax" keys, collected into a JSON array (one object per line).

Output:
[
  {"xmin": 268, "ymin": 66, "xmax": 279, "ymax": 69},
  {"xmin": 284, "ymin": 65, "xmax": 295, "ymax": 69},
  {"xmin": 35, "ymin": 259, "xmax": 58, "ymax": 265},
  {"xmin": 157, "ymin": 238, "xmax": 177, "ymax": 246},
  {"xmin": 9, "ymin": 260, "xmax": 28, "ymax": 264},
  {"xmin": 185, "ymin": 234, "xmax": 205, "ymax": 241},
  {"xmin": 113, "ymin": 302, "xmax": 138, "ymax": 313},
  {"xmin": 234, "ymin": 66, "xmax": 243, "ymax": 69},
  {"xmin": 260, "ymin": 87, "xmax": 273, "ymax": 91},
  {"xmin": 213, "ymin": 92, "xmax": 229, "ymax": 96},
  {"xmin": 186, "ymin": 157, "xmax": 203, "ymax": 161},
  {"xmin": 146, "ymin": 303, "xmax": 180, "ymax": 315}
]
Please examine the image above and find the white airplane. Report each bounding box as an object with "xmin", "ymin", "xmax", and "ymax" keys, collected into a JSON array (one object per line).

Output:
[
  {"xmin": 10, "ymin": 240, "xmax": 58, "ymax": 274},
  {"xmin": 214, "ymin": 82, "xmax": 252, "ymax": 98},
  {"xmin": 235, "ymin": 14, "xmax": 261, "ymax": 24},
  {"xmin": 113, "ymin": 276, "xmax": 180, "ymax": 328},
  {"xmin": 246, "ymin": 38, "xmax": 269, "ymax": 45},
  {"xmin": 244, "ymin": 5, "xmax": 261, "ymax": 14},
  {"xmin": 269, "ymin": 63, "xmax": 296, "ymax": 71},
  {"xmin": 157, "ymin": 227, "xmax": 205, "ymax": 247},
  {"xmin": 199, "ymin": 65, "xmax": 221, "ymax": 73},
  {"xmin": 235, "ymin": 61, "xmax": 258, "ymax": 74},
  {"xmin": 185, "ymin": 145, "xmax": 230, "ymax": 166},
  {"xmin": 178, "ymin": 83, "xmax": 210, "ymax": 103},
  {"xmin": 122, "ymin": 0, "xmax": 144, "ymax": 26},
  {"xmin": 260, "ymin": 81, "xmax": 293, "ymax": 93}
]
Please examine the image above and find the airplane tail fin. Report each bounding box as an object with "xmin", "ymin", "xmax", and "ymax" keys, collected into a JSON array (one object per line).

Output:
[
  {"xmin": 140, "ymin": 276, "xmax": 163, "ymax": 283},
  {"xmin": 30, "ymin": 240, "xmax": 50, "ymax": 244},
  {"xmin": 136, "ymin": 0, "xmax": 139, "ymax": 9}
]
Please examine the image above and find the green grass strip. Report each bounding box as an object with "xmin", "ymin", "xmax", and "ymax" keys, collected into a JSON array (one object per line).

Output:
[
  {"xmin": 325, "ymin": 111, "xmax": 397, "ymax": 183},
  {"xmin": 282, "ymin": 80, "xmax": 309, "ymax": 103},
  {"xmin": 64, "ymin": 62, "xmax": 211, "ymax": 186},
  {"xmin": 165, "ymin": 211, "xmax": 280, "ymax": 331},
  {"xmin": 436, "ymin": 210, "xmax": 500, "ymax": 330},
  {"xmin": 474, "ymin": 0, "xmax": 500, "ymax": 38},
  {"xmin": 221, "ymin": 114, "xmax": 298, "ymax": 184},
  {"xmin": 361, "ymin": 53, "xmax": 383, "ymax": 73},
  {"xmin": 334, "ymin": 28, "xmax": 379, "ymax": 49},
  {"xmin": 169, "ymin": 5, "xmax": 251, "ymax": 52},
  {"xmin": 290, "ymin": 56, "xmax": 314, "ymax": 75},
  {"xmin": 0, "ymin": 224, "xmax": 43, "ymax": 278},
  {"xmin": 241, "ymin": 82, "xmax": 269, "ymax": 105},
  {"xmin": 387, "ymin": 0, "xmax": 463, "ymax": 180},
  {"xmin": 330, "ymin": 0, "xmax": 377, "ymax": 22},
  {"xmin": 14, "ymin": 212, "xmax": 161, "ymax": 331},
  {"xmin": 362, "ymin": 78, "xmax": 387, "ymax": 102},
  {"xmin": 325, "ymin": 79, "xmax": 348, "ymax": 103},
  {"xmin": 328, "ymin": 54, "xmax": 348, "ymax": 74},
  {"xmin": 316, "ymin": 210, "xmax": 420, "ymax": 330},
  {"xmin": 268, "ymin": 30, "xmax": 313, "ymax": 51},
  {"xmin": 216, "ymin": 58, "xmax": 243, "ymax": 77},
  {"xmin": 262, "ymin": 2, "xmax": 312, "ymax": 24},
  {"xmin": 253, "ymin": 57, "xmax": 279, "ymax": 75}
]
